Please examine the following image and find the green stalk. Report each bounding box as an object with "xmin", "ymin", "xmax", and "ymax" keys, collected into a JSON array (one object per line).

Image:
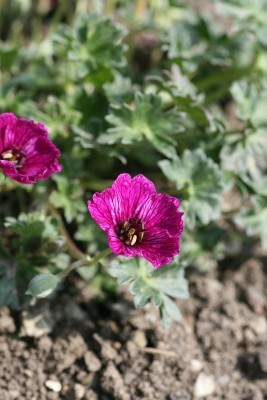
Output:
[{"xmin": 59, "ymin": 248, "xmax": 112, "ymax": 280}]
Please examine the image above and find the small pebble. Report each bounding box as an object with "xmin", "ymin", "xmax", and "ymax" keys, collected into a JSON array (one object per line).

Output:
[
  {"xmin": 8, "ymin": 390, "xmax": 20, "ymax": 399},
  {"xmin": 194, "ymin": 373, "xmax": 216, "ymax": 398},
  {"xmin": 218, "ymin": 374, "xmax": 230, "ymax": 387},
  {"xmin": 259, "ymin": 350, "xmax": 267, "ymax": 373},
  {"xmin": 248, "ymin": 316, "xmax": 267, "ymax": 336},
  {"xmin": 84, "ymin": 351, "xmax": 101, "ymax": 372},
  {"xmin": 45, "ymin": 380, "xmax": 62, "ymax": 393},
  {"xmin": 74, "ymin": 383, "xmax": 86, "ymax": 399},
  {"xmin": 132, "ymin": 330, "xmax": 147, "ymax": 348},
  {"xmin": 190, "ymin": 359, "xmax": 203, "ymax": 373}
]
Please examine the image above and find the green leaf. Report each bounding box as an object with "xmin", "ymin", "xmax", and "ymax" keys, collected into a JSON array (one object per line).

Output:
[
  {"xmin": 159, "ymin": 149, "xmax": 225, "ymax": 228},
  {"xmin": 161, "ymin": 294, "xmax": 182, "ymax": 321},
  {"xmin": 5, "ymin": 214, "xmax": 45, "ymax": 238},
  {"xmin": 0, "ymin": 41, "xmax": 18, "ymax": 71},
  {"xmin": 0, "ymin": 277, "xmax": 18, "ymax": 308},
  {"xmin": 53, "ymin": 14, "xmax": 127, "ymax": 78},
  {"xmin": 99, "ymin": 92, "xmax": 181, "ymax": 158},
  {"xmin": 26, "ymin": 273, "xmax": 60, "ymax": 298},
  {"xmin": 220, "ymin": 129, "xmax": 267, "ymax": 182},
  {"xmin": 108, "ymin": 257, "xmax": 188, "ymax": 326},
  {"xmin": 35, "ymin": 96, "xmax": 81, "ymax": 140},
  {"xmin": 103, "ymin": 73, "xmax": 133, "ymax": 105},
  {"xmin": 49, "ymin": 175, "xmax": 86, "ymax": 223},
  {"xmin": 235, "ymin": 195, "xmax": 267, "ymax": 250},
  {"xmin": 231, "ymin": 80, "xmax": 267, "ymax": 126},
  {"xmin": 0, "ymin": 260, "xmax": 19, "ymax": 308},
  {"xmin": 214, "ymin": 0, "xmax": 267, "ymax": 46}
]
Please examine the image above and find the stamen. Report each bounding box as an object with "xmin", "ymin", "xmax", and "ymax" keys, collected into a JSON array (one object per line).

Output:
[
  {"xmin": 130, "ymin": 235, "xmax": 138, "ymax": 246},
  {"xmin": 117, "ymin": 217, "xmax": 145, "ymax": 246},
  {"xmin": 0, "ymin": 146, "xmax": 26, "ymax": 169}
]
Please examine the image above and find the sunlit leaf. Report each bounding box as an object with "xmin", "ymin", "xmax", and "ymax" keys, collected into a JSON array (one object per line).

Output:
[
  {"xmin": 26, "ymin": 273, "xmax": 60, "ymax": 298},
  {"xmin": 235, "ymin": 195, "xmax": 267, "ymax": 250},
  {"xmin": 99, "ymin": 92, "xmax": 182, "ymax": 158},
  {"xmin": 109, "ymin": 256, "xmax": 188, "ymax": 327},
  {"xmin": 220, "ymin": 129, "xmax": 267, "ymax": 182},
  {"xmin": 53, "ymin": 14, "xmax": 127, "ymax": 79},
  {"xmin": 159, "ymin": 149, "xmax": 225, "ymax": 228},
  {"xmin": 49, "ymin": 176, "xmax": 86, "ymax": 223}
]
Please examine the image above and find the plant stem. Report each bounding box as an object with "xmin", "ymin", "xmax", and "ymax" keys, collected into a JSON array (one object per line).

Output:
[
  {"xmin": 48, "ymin": 202, "xmax": 87, "ymax": 260},
  {"xmin": 59, "ymin": 248, "xmax": 112, "ymax": 280},
  {"xmin": 58, "ymin": 215, "xmax": 87, "ymax": 260}
]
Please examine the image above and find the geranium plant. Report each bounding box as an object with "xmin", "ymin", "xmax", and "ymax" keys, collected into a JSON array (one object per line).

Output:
[{"xmin": 0, "ymin": 0, "xmax": 266, "ymax": 326}]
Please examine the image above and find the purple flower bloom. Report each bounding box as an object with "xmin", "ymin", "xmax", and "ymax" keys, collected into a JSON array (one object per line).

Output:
[
  {"xmin": 88, "ymin": 173, "xmax": 184, "ymax": 268},
  {"xmin": 0, "ymin": 113, "xmax": 61, "ymax": 184}
]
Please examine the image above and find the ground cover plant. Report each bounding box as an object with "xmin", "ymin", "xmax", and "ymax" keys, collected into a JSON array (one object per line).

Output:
[{"xmin": 0, "ymin": 0, "xmax": 267, "ymax": 333}]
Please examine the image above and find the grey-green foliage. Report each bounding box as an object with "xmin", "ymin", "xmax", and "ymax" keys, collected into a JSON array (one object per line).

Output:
[
  {"xmin": 109, "ymin": 256, "xmax": 188, "ymax": 327},
  {"xmin": 159, "ymin": 149, "xmax": 225, "ymax": 228},
  {"xmin": 214, "ymin": 0, "xmax": 267, "ymax": 46},
  {"xmin": 99, "ymin": 92, "xmax": 182, "ymax": 158},
  {"xmin": 235, "ymin": 195, "xmax": 267, "ymax": 250},
  {"xmin": 220, "ymin": 129, "xmax": 267, "ymax": 183},
  {"xmin": 230, "ymin": 80, "xmax": 267, "ymax": 126},
  {"xmin": 52, "ymin": 14, "xmax": 127, "ymax": 78},
  {"xmin": 4, "ymin": 212, "xmax": 59, "ymax": 245},
  {"xmin": 1, "ymin": 212, "xmax": 65, "ymax": 308},
  {"xmin": 26, "ymin": 273, "xmax": 60, "ymax": 298},
  {"xmin": 220, "ymin": 81, "xmax": 267, "ymax": 186},
  {"xmin": 1, "ymin": 0, "xmax": 267, "ymax": 315},
  {"xmin": 0, "ymin": 258, "xmax": 19, "ymax": 309},
  {"xmin": 49, "ymin": 175, "xmax": 86, "ymax": 223}
]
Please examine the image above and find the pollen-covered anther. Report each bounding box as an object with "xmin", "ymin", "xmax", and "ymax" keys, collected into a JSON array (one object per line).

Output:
[
  {"xmin": 1, "ymin": 147, "xmax": 27, "ymax": 169},
  {"xmin": 117, "ymin": 217, "xmax": 145, "ymax": 246}
]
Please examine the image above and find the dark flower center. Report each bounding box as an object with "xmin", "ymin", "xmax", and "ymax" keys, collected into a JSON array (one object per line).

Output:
[
  {"xmin": 0, "ymin": 146, "xmax": 26, "ymax": 169},
  {"xmin": 117, "ymin": 216, "xmax": 145, "ymax": 246}
]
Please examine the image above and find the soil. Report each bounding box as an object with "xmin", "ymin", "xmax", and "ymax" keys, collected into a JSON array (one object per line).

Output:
[{"xmin": 1, "ymin": 251, "xmax": 267, "ymax": 400}]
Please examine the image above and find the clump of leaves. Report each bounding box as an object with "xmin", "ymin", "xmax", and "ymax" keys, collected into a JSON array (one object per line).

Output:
[
  {"xmin": 159, "ymin": 149, "xmax": 225, "ymax": 228},
  {"xmin": 109, "ymin": 256, "xmax": 188, "ymax": 327},
  {"xmin": 1, "ymin": 0, "xmax": 266, "ymax": 326}
]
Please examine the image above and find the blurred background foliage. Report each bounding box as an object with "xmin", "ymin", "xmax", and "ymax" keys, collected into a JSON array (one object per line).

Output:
[{"xmin": 0, "ymin": 0, "xmax": 266, "ymax": 325}]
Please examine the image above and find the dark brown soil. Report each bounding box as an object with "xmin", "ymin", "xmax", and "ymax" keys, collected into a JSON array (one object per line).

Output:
[{"xmin": 1, "ymin": 253, "xmax": 267, "ymax": 400}]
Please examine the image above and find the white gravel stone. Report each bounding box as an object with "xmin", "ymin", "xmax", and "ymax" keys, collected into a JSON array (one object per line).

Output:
[
  {"xmin": 45, "ymin": 380, "xmax": 62, "ymax": 393},
  {"xmin": 194, "ymin": 373, "xmax": 216, "ymax": 398},
  {"xmin": 132, "ymin": 330, "xmax": 147, "ymax": 348},
  {"xmin": 74, "ymin": 383, "xmax": 86, "ymax": 399},
  {"xmin": 190, "ymin": 359, "xmax": 204, "ymax": 373},
  {"xmin": 249, "ymin": 316, "xmax": 267, "ymax": 336}
]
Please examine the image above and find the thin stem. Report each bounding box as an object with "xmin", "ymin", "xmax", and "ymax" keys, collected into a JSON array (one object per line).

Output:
[
  {"xmin": 58, "ymin": 215, "xmax": 87, "ymax": 260},
  {"xmin": 59, "ymin": 248, "xmax": 112, "ymax": 280},
  {"xmin": 48, "ymin": 203, "xmax": 87, "ymax": 260}
]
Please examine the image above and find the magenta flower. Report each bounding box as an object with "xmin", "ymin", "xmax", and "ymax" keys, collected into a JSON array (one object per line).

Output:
[
  {"xmin": 88, "ymin": 173, "xmax": 184, "ymax": 268},
  {"xmin": 0, "ymin": 113, "xmax": 61, "ymax": 184}
]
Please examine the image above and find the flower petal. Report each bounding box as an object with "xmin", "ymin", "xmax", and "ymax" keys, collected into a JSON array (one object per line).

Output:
[
  {"xmin": 139, "ymin": 193, "xmax": 184, "ymax": 236},
  {"xmin": 88, "ymin": 173, "xmax": 157, "ymax": 231},
  {"xmin": 136, "ymin": 227, "xmax": 181, "ymax": 268},
  {"xmin": 87, "ymin": 173, "xmax": 184, "ymax": 268},
  {"xmin": 88, "ymin": 188, "xmax": 119, "ymax": 232},
  {"xmin": 111, "ymin": 173, "xmax": 157, "ymax": 221},
  {"xmin": 0, "ymin": 113, "xmax": 17, "ymax": 152},
  {"xmin": 0, "ymin": 113, "xmax": 61, "ymax": 184}
]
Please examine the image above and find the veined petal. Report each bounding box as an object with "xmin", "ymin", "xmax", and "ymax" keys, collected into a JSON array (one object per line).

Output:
[
  {"xmin": 139, "ymin": 193, "xmax": 184, "ymax": 236},
  {"xmin": 87, "ymin": 173, "xmax": 184, "ymax": 269},
  {"xmin": 0, "ymin": 113, "xmax": 17, "ymax": 152},
  {"xmin": 0, "ymin": 113, "xmax": 61, "ymax": 184},
  {"xmin": 111, "ymin": 173, "xmax": 157, "ymax": 221},
  {"xmin": 137, "ymin": 227, "xmax": 181, "ymax": 268},
  {"xmin": 88, "ymin": 188, "xmax": 119, "ymax": 232}
]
